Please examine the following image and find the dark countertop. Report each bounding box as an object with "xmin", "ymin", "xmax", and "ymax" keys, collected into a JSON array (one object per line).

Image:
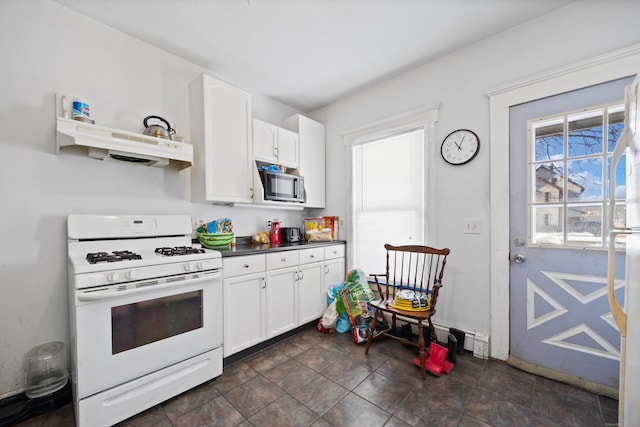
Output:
[{"xmin": 210, "ymin": 237, "xmax": 346, "ymax": 258}]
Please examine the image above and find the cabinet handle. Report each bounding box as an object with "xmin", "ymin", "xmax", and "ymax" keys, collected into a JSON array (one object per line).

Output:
[
  {"xmin": 325, "ymin": 266, "xmax": 329, "ymax": 274},
  {"xmin": 281, "ymin": 257, "xmax": 286, "ymax": 262},
  {"xmin": 310, "ymin": 255, "xmax": 315, "ymax": 259},
  {"xmin": 244, "ymin": 264, "xmax": 250, "ymax": 268},
  {"xmin": 261, "ymin": 278, "xmax": 266, "ymax": 289}
]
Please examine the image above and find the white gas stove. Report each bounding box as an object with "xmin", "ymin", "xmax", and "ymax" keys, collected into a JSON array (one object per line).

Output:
[{"xmin": 67, "ymin": 214, "xmax": 223, "ymax": 427}]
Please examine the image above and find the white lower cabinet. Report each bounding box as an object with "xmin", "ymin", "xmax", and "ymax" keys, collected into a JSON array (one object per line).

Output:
[
  {"xmin": 298, "ymin": 247, "xmax": 325, "ymax": 325},
  {"xmin": 223, "ymin": 244, "xmax": 345, "ymax": 357},
  {"xmin": 323, "ymin": 245, "xmax": 346, "ymax": 309},
  {"xmin": 222, "ymin": 255, "xmax": 266, "ymax": 357},
  {"xmin": 298, "ymin": 261, "xmax": 324, "ymax": 324},
  {"xmin": 265, "ymin": 267, "xmax": 297, "ymax": 337}
]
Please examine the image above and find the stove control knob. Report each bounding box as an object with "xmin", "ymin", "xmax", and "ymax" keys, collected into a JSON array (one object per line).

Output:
[
  {"xmin": 196, "ymin": 261, "xmax": 204, "ymax": 270},
  {"xmin": 125, "ymin": 270, "xmax": 137, "ymax": 280},
  {"xmin": 183, "ymin": 263, "xmax": 192, "ymax": 272},
  {"xmin": 106, "ymin": 272, "xmax": 120, "ymax": 282}
]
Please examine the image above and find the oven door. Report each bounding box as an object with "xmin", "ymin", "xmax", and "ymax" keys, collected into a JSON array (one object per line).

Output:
[{"xmin": 72, "ymin": 270, "xmax": 222, "ymax": 398}]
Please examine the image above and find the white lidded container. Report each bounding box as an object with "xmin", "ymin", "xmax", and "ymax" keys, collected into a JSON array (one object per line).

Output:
[{"xmin": 25, "ymin": 342, "xmax": 68, "ymax": 398}]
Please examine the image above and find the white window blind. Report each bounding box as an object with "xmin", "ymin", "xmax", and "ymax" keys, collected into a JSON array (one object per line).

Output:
[{"xmin": 353, "ymin": 128, "xmax": 425, "ymax": 275}]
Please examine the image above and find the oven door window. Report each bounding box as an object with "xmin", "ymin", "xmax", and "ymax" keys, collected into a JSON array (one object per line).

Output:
[{"xmin": 111, "ymin": 290, "xmax": 203, "ymax": 354}]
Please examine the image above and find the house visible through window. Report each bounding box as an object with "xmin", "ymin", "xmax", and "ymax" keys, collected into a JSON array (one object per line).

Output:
[
  {"xmin": 352, "ymin": 128, "xmax": 425, "ymax": 274},
  {"xmin": 528, "ymin": 102, "xmax": 626, "ymax": 248}
]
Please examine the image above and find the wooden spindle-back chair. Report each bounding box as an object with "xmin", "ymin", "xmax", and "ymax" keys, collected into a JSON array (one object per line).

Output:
[{"xmin": 364, "ymin": 244, "xmax": 450, "ymax": 379}]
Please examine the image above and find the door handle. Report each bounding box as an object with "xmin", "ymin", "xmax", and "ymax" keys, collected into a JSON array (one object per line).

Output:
[{"xmin": 513, "ymin": 253, "xmax": 526, "ymax": 263}]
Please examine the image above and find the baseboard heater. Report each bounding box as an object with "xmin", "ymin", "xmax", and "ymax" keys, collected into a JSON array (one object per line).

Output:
[{"xmin": 401, "ymin": 319, "xmax": 489, "ymax": 359}]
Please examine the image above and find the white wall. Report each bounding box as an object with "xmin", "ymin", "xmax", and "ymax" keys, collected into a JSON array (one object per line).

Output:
[
  {"xmin": 0, "ymin": 0, "xmax": 304, "ymax": 397},
  {"xmin": 2, "ymin": 0, "xmax": 640, "ymax": 399},
  {"xmin": 311, "ymin": 1, "xmax": 640, "ymax": 348}
]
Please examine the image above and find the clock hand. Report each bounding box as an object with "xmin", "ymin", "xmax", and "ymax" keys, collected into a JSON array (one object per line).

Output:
[{"xmin": 454, "ymin": 135, "xmax": 465, "ymax": 150}]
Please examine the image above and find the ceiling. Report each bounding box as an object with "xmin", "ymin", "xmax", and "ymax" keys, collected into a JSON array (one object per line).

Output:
[{"xmin": 54, "ymin": 0, "xmax": 574, "ymax": 113}]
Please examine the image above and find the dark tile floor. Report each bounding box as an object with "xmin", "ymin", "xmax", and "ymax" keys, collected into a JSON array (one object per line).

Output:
[{"xmin": 16, "ymin": 325, "xmax": 619, "ymax": 427}]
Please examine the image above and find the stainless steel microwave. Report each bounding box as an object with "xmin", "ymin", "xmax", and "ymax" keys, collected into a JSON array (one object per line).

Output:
[{"xmin": 259, "ymin": 170, "xmax": 305, "ymax": 203}]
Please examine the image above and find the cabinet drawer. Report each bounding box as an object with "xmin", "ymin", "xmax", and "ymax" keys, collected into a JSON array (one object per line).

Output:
[
  {"xmin": 223, "ymin": 255, "xmax": 265, "ymax": 278},
  {"xmin": 299, "ymin": 247, "xmax": 324, "ymax": 264},
  {"xmin": 266, "ymin": 251, "xmax": 299, "ymax": 270},
  {"xmin": 324, "ymin": 245, "xmax": 345, "ymax": 260}
]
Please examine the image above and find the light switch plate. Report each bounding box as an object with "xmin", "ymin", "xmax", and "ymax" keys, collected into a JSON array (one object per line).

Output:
[{"xmin": 463, "ymin": 218, "xmax": 481, "ymax": 234}]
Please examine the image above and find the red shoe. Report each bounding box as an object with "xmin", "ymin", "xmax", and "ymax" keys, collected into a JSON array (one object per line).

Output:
[
  {"xmin": 442, "ymin": 359, "xmax": 454, "ymax": 374},
  {"xmin": 413, "ymin": 342, "xmax": 449, "ymax": 376}
]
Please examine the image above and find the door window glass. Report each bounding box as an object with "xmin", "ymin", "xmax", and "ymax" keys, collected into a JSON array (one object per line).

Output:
[{"xmin": 529, "ymin": 103, "xmax": 626, "ymax": 248}]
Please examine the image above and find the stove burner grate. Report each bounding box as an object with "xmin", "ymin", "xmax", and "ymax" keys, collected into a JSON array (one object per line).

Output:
[
  {"xmin": 86, "ymin": 251, "xmax": 142, "ymax": 264},
  {"xmin": 155, "ymin": 246, "xmax": 206, "ymax": 256}
]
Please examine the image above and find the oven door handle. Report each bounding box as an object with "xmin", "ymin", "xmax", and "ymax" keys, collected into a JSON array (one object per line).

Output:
[{"xmin": 76, "ymin": 271, "xmax": 221, "ymax": 302}]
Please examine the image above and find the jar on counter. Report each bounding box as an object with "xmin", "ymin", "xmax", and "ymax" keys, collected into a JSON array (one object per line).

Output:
[{"xmin": 270, "ymin": 219, "xmax": 281, "ymax": 244}]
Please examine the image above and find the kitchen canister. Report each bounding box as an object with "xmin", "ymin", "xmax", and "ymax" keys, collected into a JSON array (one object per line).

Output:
[
  {"xmin": 25, "ymin": 342, "xmax": 69, "ymax": 398},
  {"xmin": 72, "ymin": 98, "xmax": 91, "ymax": 122}
]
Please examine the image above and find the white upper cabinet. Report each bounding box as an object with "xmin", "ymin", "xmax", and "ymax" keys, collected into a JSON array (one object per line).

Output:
[
  {"xmin": 253, "ymin": 118, "xmax": 299, "ymax": 168},
  {"xmin": 277, "ymin": 127, "xmax": 299, "ymax": 167},
  {"xmin": 282, "ymin": 114, "xmax": 326, "ymax": 208},
  {"xmin": 189, "ymin": 74, "xmax": 254, "ymax": 204}
]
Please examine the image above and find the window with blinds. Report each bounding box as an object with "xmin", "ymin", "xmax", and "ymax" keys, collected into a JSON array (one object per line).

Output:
[{"xmin": 353, "ymin": 128, "xmax": 425, "ymax": 274}]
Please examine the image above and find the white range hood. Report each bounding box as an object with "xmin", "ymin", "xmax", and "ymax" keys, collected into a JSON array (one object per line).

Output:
[
  {"xmin": 54, "ymin": 94, "xmax": 193, "ymax": 169},
  {"xmin": 56, "ymin": 118, "xmax": 193, "ymax": 169}
]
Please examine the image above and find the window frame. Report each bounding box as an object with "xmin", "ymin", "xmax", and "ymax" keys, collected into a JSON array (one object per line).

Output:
[
  {"xmin": 526, "ymin": 101, "xmax": 626, "ymax": 250},
  {"xmin": 342, "ymin": 105, "xmax": 440, "ymax": 271}
]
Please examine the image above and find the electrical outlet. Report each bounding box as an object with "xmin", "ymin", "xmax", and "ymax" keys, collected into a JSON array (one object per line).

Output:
[
  {"xmin": 193, "ymin": 218, "xmax": 206, "ymax": 230},
  {"xmin": 339, "ymin": 218, "xmax": 344, "ymax": 228},
  {"xmin": 463, "ymin": 218, "xmax": 481, "ymax": 234}
]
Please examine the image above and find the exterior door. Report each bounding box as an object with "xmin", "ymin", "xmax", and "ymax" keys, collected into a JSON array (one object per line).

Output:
[{"xmin": 509, "ymin": 78, "xmax": 631, "ymax": 388}]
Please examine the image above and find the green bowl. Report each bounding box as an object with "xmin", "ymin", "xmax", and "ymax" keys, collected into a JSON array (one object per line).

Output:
[{"xmin": 198, "ymin": 232, "xmax": 234, "ymax": 248}]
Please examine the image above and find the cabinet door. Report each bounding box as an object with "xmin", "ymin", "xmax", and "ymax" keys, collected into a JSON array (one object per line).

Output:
[
  {"xmin": 253, "ymin": 119, "xmax": 277, "ymax": 163},
  {"xmin": 298, "ymin": 261, "xmax": 325, "ymax": 325},
  {"xmin": 265, "ymin": 266, "xmax": 297, "ymax": 337},
  {"xmin": 277, "ymin": 127, "xmax": 299, "ymax": 168},
  {"xmin": 223, "ymin": 272, "xmax": 266, "ymax": 357},
  {"xmin": 324, "ymin": 257, "xmax": 346, "ymax": 310},
  {"xmin": 202, "ymin": 75, "xmax": 253, "ymax": 203},
  {"xmin": 282, "ymin": 115, "xmax": 325, "ymax": 208}
]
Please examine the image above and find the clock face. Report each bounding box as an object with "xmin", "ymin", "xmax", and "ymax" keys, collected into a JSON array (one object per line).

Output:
[{"xmin": 440, "ymin": 129, "xmax": 480, "ymax": 165}]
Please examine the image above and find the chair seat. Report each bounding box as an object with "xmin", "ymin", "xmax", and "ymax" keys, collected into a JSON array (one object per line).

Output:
[{"xmin": 369, "ymin": 298, "xmax": 436, "ymax": 321}]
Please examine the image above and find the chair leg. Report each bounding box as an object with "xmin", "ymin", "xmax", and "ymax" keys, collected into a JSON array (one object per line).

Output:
[
  {"xmin": 428, "ymin": 318, "xmax": 437, "ymax": 342},
  {"xmin": 416, "ymin": 323, "xmax": 427, "ymax": 379},
  {"xmin": 364, "ymin": 309, "xmax": 379, "ymax": 355}
]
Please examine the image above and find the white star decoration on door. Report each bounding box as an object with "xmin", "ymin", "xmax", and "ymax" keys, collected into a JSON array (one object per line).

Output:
[{"xmin": 526, "ymin": 271, "xmax": 625, "ymax": 360}]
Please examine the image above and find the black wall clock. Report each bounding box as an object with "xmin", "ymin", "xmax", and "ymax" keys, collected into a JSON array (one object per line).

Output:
[{"xmin": 440, "ymin": 129, "xmax": 480, "ymax": 165}]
